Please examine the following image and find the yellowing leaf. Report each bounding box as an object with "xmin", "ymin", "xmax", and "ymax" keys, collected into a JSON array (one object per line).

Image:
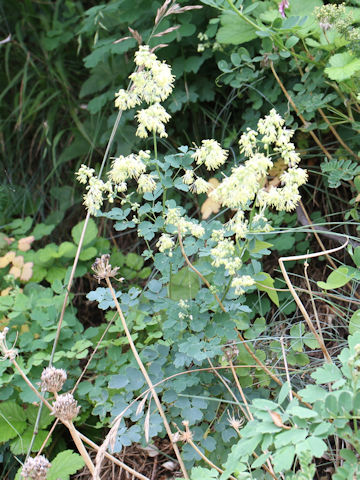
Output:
[
  {"xmin": 201, "ymin": 178, "xmax": 221, "ymax": 220},
  {"xmin": 20, "ymin": 262, "xmax": 33, "ymax": 282},
  {"xmin": 4, "ymin": 237, "xmax": 14, "ymax": 245},
  {"xmin": 20, "ymin": 324, "xmax": 30, "ymax": 333},
  {"xmin": 12, "ymin": 256, "xmax": 24, "ymax": 268},
  {"xmin": 268, "ymin": 410, "xmax": 291, "ymax": 430},
  {"xmin": 268, "ymin": 159, "xmax": 287, "ymax": 177},
  {"xmin": 1, "ymin": 287, "xmax": 12, "ymax": 296},
  {"xmin": 18, "ymin": 235, "xmax": 35, "ymax": 252},
  {"xmin": 0, "ymin": 251, "xmax": 16, "ymax": 268},
  {"xmin": 9, "ymin": 266, "xmax": 21, "ymax": 279}
]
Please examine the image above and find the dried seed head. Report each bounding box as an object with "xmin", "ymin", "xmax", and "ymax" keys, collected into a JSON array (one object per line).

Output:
[
  {"xmin": 51, "ymin": 393, "xmax": 80, "ymax": 422},
  {"xmin": 92, "ymin": 254, "xmax": 120, "ymax": 283},
  {"xmin": 40, "ymin": 367, "xmax": 67, "ymax": 393},
  {"xmin": 0, "ymin": 327, "xmax": 18, "ymax": 360},
  {"xmin": 222, "ymin": 341, "xmax": 239, "ymax": 362},
  {"xmin": 227, "ymin": 411, "xmax": 244, "ymax": 433},
  {"xmin": 21, "ymin": 455, "xmax": 51, "ymax": 480},
  {"xmin": 179, "ymin": 420, "xmax": 193, "ymax": 442}
]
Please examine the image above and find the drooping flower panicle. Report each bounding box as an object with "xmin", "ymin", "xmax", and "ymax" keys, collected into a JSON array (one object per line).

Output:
[{"xmin": 114, "ymin": 45, "xmax": 174, "ymax": 139}]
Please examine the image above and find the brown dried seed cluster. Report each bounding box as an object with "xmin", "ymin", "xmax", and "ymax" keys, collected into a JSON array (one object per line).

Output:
[
  {"xmin": 21, "ymin": 455, "xmax": 51, "ymax": 480},
  {"xmin": 40, "ymin": 366, "xmax": 67, "ymax": 393},
  {"xmin": 51, "ymin": 393, "xmax": 80, "ymax": 422},
  {"xmin": 92, "ymin": 254, "xmax": 120, "ymax": 283}
]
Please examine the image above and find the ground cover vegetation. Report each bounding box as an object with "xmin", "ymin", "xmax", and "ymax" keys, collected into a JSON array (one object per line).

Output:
[{"xmin": 1, "ymin": 0, "xmax": 360, "ymax": 478}]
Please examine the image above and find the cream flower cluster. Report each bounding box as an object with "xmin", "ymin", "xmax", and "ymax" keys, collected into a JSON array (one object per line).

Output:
[
  {"xmin": 231, "ymin": 275, "xmax": 256, "ymax": 295},
  {"xmin": 136, "ymin": 103, "xmax": 170, "ymax": 138},
  {"xmin": 164, "ymin": 207, "xmax": 205, "ymax": 238},
  {"xmin": 156, "ymin": 233, "xmax": 175, "ymax": 256},
  {"xmin": 210, "ymin": 237, "xmax": 242, "ymax": 276},
  {"xmin": 76, "ymin": 150, "xmax": 156, "ymax": 214},
  {"xmin": 115, "ymin": 45, "xmax": 174, "ymax": 139},
  {"xmin": 212, "ymin": 109, "xmax": 307, "ymax": 218},
  {"xmin": 179, "ymin": 140, "xmax": 228, "ymax": 195},
  {"xmin": 82, "ymin": 176, "xmax": 115, "ymax": 215},
  {"xmin": 192, "ymin": 139, "xmax": 228, "ymax": 171}
]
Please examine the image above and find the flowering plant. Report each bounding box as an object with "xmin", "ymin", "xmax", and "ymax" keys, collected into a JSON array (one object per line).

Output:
[{"xmin": 73, "ymin": 42, "xmax": 312, "ymax": 478}]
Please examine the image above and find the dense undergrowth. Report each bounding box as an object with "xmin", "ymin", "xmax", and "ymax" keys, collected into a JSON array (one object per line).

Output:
[{"xmin": 1, "ymin": 0, "xmax": 360, "ymax": 479}]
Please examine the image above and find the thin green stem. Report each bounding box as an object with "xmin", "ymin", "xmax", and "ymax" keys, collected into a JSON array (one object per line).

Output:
[{"xmin": 225, "ymin": 0, "xmax": 260, "ymax": 30}]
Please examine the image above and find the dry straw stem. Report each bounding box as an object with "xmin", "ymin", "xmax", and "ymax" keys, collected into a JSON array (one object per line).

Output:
[
  {"xmin": 7, "ymin": 348, "xmax": 148, "ymax": 479},
  {"xmin": 100, "ymin": 277, "xmax": 189, "ymax": 480},
  {"xmin": 279, "ymin": 337, "xmax": 293, "ymax": 402},
  {"xmin": 298, "ymin": 201, "xmax": 360, "ymax": 301},
  {"xmin": 303, "ymin": 260, "xmax": 325, "ymax": 349},
  {"xmin": 36, "ymin": 315, "xmax": 116, "ymax": 457},
  {"xmin": 66, "ymin": 420, "xmax": 96, "ymax": 476},
  {"xmin": 177, "ymin": 228, "xmax": 310, "ymax": 407},
  {"xmin": 178, "ymin": 231, "xmax": 282, "ymax": 478},
  {"xmin": 278, "ymin": 239, "xmax": 350, "ymax": 364},
  {"xmin": 107, "ymin": 362, "xmax": 299, "ymax": 442},
  {"xmin": 270, "ymin": 61, "xmax": 332, "ymax": 161},
  {"xmin": 290, "ymin": 48, "xmax": 360, "ymax": 161},
  {"xmin": 183, "ymin": 431, "xmax": 237, "ymax": 480},
  {"xmin": 208, "ymin": 358, "xmax": 250, "ymax": 420},
  {"xmin": 28, "ymin": 106, "xmax": 125, "ymax": 457}
]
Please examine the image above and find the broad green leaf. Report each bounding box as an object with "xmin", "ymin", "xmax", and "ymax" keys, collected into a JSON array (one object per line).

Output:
[
  {"xmin": 0, "ymin": 401, "xmax": 27, "ymax": 442},
  {"xmin": 58, "ymin": 241, "xmax": 77, "ymax": 258},
  {"xmin": 274, "ymin": 428, "xmax": 308, "ymax": 448},
  {"xmin": 252, "ymin": 398, "xmax": 279, "ymax": 411},
  {"xmin": 340, "ymin": 448, "xmax": 358, "ymax": 465},
  {"xmin": 296, "ymin": 436, "xmax": 327, "ymax": 457},
  {"xmin": 349, "ymin": 310, "xmax": 360, "ymax": 335},
  {"xmin": 71, "ymin": 218, "xmax": 98, "ymax": 246},
  {"xmin": 256, "ymin": 273, "xmax": 279, "ymax": 306},
  {"xmin": 251, "ymin": 452, "xmax": 271, "ymax": 469},
  {"xmin": 250, "ymin": 240, "xmax": 273, "ymax": 254},
  {"xmin": 190, "ymin": 467, "xmax": 219, "ymax": 480},
  {"xmin": 298, "ymin": 384, "xmax": 326, "ymax": 403},
  {"xmin": 317, "ymin": 266, "xmax": 355, "ymax": 290},
  {"xmin": 79, "ymin": 246, "xmax": 97, "ymax": 261},
  {"xmin": 278, "ymin": 382, "xmax": 291, "ymax": 404},
  {"xmin": 353, "ymin": 246, "xmax": 360, "ymax": 267},
  {"xmin": 46, "ymin": 266, "xmax": 66, "ymax": 283},
  {"xmin": 47, "ymin": 450, "xmax": 85, "ymax": 480},
  {"xmin": 244, "ymin": 317, "xmax": 266, "ymax": 339},
  {"xmin": 125, "ymin": 253, "xmax": 144, "ymax": 271},
  {"xmin": 311, "ymin": 363, "xmax": 343, "ymax": 384},
  {"xmin": 287, "ymin": 351, "xmax": 310, "ymax": 366},
  {"xmin": 287, "ymin": 405, "xmax": 318, "ymax": 419},
  {"xmin": 272, "ymin": 445, "xmax": 295, "ymax": 473},
  {"xmin": 31, "ymin": 222, "xmax": 55, "ymax": 240},
  {"xmin": 288, "ymin": 0, "xmax": 322, "ymax": 16},
  {"xmin": 10, "ymin": 428, "xmax": 51, "ymax": 455},
  {"xmin": 170, "ymin": 267, "xmax": 200, "ymax": 300},
  {"xmin": 325, "ymin": 394, "xmax": 338, "ymax": 415},
  {"xmin": 26, "ymin": 405, "xmax": 52, "ymax": 429},
  {"xmin": 325, "ymin": 52, "xmax": 360, "ymax": 82},
  {"xmin": 217, "ymin": 11, "xmax": 257, "ymax": 45},
  {"xmin": 285, "ymin": 36, "xmax": 299, "ymax": 48}
]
